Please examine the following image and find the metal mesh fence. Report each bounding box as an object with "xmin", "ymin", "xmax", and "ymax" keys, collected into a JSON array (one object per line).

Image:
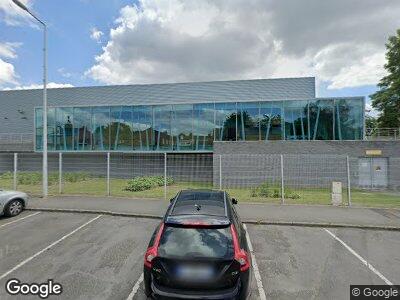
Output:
[
  {"xmin": 0, "ymin": 153, "xmax": 14, "ymax": 190},
  {"xmin": 0, "ymin": 152, "xmax": 398, "ymax": 207}
]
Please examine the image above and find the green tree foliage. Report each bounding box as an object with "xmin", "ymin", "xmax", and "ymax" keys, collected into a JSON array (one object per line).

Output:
[
  {"xmin": 365, "ymin": 115, "xmax": 378, "ymax": 129},
  {"xmin": 371, "ymin": 29, "xmax": 400, "ymax": 128}
]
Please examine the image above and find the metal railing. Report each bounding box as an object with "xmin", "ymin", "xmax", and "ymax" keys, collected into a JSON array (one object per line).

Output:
[
  {"xmin": 365, "ymin": 128, "xmax": 400, "ymax": 141},
  {"xmin": 1, "ymin": 153, "xmax": 399, "ymax": 207}
]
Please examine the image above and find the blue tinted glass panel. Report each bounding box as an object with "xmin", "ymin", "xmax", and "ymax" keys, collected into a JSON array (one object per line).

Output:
[
  {"xmin": 73, "ymin": 107, "xmax": 92, "ymax": 150},
  {"xmin": 55, "ymin": 107, "xmax": 74, "ymax": 150},
  {"xmin": 110, "ymin": 106, "xmax": 133, "ymax": 150},
  {"xmin": 172, "ymin": 104, "xmax": 193, "ymax": 151},
  {"xmin": 335, "ymin": 98, "xmax": 363, "ymax": 140},
  {"xmin": 283, "ymin": 100, "xmax": 308, "ymax": 140},
  {"xmin": 237, "ymin": 102, "xmax": 260, "ymax": 141},
  {"xmin": 309, "ymin": 100, "xmax": 334, "ymax": 140},
  {"xmin": 46, "ymin": 108, "xmax": 56, "ymax": 151},
  {"xmin": 92, "ymin": 107, "xmax": 110, "ymax": 150},
  {"xmin": 154, "ymin": 105, "xmax": 172, "ymax": 150},
  {"xmin": 133, "ymin": 106, "xmax": 153, "ymax": 151},
  {"xmin": 215, "ymin": 103, "xmax": 236, "ymax": 141},
  {"xmin": 193, "ymin": 103, "xmax": 214, "ymax": 150},
  {"xmin": 35, "ymin": 108, "xmax": 43, "ymax": 151},
  {"xmin": 260, "ymin": 101, "xmax": 283, "ymax": 140}
]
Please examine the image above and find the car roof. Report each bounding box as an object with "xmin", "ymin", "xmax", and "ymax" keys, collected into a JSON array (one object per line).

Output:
[{"xmin": 165, "ymin": 189, "xmax": 231, "ymax": 226}]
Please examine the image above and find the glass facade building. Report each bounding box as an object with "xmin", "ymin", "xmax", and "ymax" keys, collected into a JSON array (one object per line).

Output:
[{"xmin": 35, "ymin": 98, "xmax": 364, "ymax": 152}]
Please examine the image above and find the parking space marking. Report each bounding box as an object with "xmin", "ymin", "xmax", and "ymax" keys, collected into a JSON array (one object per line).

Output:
[
  {"xmin": 324, "ymin": 229, "xmax": 393, "ymax": 285},
  {"xmin": 0, "ymin": 212, "xmax": 41, "ymax": 229},
  {"xmin": 126, "ymin": 273, "xmax": 144, "ymax": 300},
  {"xmin": 0, "ymin": 214, "xmax": 103, "ymax": 281},
  {"xmin": 243, "ymin": 224, "xmax": 266, "ymax": 300}
]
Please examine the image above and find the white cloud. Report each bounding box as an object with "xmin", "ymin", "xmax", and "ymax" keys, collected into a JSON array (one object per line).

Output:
[
  {"xmin": 0, "ymin": 42, "xmax": 22, "ymax": 58},
  {"xmin": 90, "ymin": 27, "xmax": 104, "ymax": 42},
  {"xmin": 0, "ymin": 42, "xmax": 21, "ymax": 86},
  {"xmin": 3, "ymin": 82, "xmax": 74, "ymax": 90},
  {"xmin": 0, "ymin": 0, "xmax": 33, "ymax": 26},
  {"xmin": 0, "ymin": 58, "xmax": 18, "ymax": 85},
  {"xmin": 86, "ymin": 0, "xmax": 400, "ymax": 89}
]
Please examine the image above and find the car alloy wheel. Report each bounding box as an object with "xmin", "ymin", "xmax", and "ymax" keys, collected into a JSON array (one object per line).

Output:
[{"xmin": 9, "ymin": 200, "xmax": 23, "ymax": 216}]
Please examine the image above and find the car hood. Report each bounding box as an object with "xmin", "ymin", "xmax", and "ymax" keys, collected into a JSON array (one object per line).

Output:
[{"xmin": 0, "ymin": 190, "xmax": 28, "ymax": 198}]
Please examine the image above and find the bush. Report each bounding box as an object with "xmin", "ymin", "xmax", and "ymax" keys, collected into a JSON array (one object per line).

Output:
[
  {"xmin": 250, "ymin": 181, "xmax": 301, "ymax": 200},
  {"xmin": 125, "ymin": 176, "xmax": 174, "ymax": 192},
  {"xmin": 0, "ymin": 171, "xmax": 13, "ymax": 180}
]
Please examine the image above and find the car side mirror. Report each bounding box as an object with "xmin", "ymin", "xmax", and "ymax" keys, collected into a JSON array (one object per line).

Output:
[
  {"xmin": 232, "ymin": 198, "xmax": 238, "ymax": 205},
  {"xmin": 170, "ymin": 198, "xmax": 174, "ymax": 203}
]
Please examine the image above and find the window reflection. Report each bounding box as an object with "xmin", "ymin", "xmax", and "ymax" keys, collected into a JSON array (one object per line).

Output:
[
  {"xmin": 35, "ymin": 98, "xmax": 364, "ymax": 152},
  {"xmin": 284, "ymin": 100, "xmax": 308, "ymax": 140},
  {"xmin": 154, "ymin": 105, "xmax": 172, "ymax": 151},
  {"xmin": 35, "ymin": 108, "xmax": 43, "ymax": 151},
  {"xmin": 110, "ymin": 106, "xmax": 133, "ymax": 150},
  {"xmin": 193, "ymin": 103, "xmax": 214, "ymax": 150},
  {"xmin": 56, "ymin": 107, "xmax": 74, "ymax": 150},
  {"xmin": 335, "ymin": 98, "xmax": 363, "ymax": 140},
  {"xmin": 215, "ymin": 103, "xmax": 236, "ymax": 141},
  {"xmin": 73, "ymin": 107, "xmax": 92, "ymax": 150},
  {"xmin": 133, "ymin": 106, "xmax": 152, "ymax": 151},
  {"xmin": 172, "ymin": 105, "xmax": 193, "ymax": 151},
  {"xmin": 309, "ymin": 100, "xmax": 334, "ymax": 140},
  {"xmin": 237, "ymin": 102, "xmax": 260, "ymax": 141},
  {"xmin": 92, "ymin": 107, "xmax": 110, "ymax": 150},
  {"xmin": 260, "ymin": 102, "xmax": 283, "ymax": 141}
]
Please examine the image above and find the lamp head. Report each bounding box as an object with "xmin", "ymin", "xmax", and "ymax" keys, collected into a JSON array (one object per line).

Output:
[{"xmin": 12, "ymin": 0, "xmax": 29, "ymax": 12}]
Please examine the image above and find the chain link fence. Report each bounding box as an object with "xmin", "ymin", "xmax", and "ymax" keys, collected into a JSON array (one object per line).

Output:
[{"xmin": 0, "ymin": 152, "xmax": 399, "ymax": 207}]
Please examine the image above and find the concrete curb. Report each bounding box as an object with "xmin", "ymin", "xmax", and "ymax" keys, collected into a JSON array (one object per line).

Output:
[
  {"xmin": 243, "ymin": 219, "xmax": 400, "ymax": 231},
  {"xmin": 26, "ymin": 208, "xmax": 163, "ymax": 220},
  {"xmin": 26, "ymin": 207, "xmax": 400, "ymax": 231}
]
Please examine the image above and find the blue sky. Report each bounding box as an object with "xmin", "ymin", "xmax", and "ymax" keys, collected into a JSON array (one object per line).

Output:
[{"xmin": 1, "ymin": 0, "xmax": 400, "ymax": 116}]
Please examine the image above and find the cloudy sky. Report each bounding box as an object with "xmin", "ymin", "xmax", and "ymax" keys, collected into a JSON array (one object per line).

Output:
[{"xmin": 1, "ymin": 0, "xmax": 400, "ymax": 112}]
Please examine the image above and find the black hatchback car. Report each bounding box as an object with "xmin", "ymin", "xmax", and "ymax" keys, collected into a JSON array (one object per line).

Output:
[{"xmin": 143, "ymin": 190, "xmax": 252, "ymax": 299}]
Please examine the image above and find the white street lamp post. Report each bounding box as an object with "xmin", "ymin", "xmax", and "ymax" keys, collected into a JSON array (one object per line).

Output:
[{"xmin": 12, "ymin": 0, "xmax": 48, "ymax": 197}]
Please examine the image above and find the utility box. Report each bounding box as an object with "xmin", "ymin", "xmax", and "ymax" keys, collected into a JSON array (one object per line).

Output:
[{"xmin": 331, "ymin": 182, "xmax": 342, "ymax": 206}]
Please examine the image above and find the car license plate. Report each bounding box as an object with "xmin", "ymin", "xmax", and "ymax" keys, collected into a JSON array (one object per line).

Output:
[{"xmin": 176, "ymin": 265, "xmax": 214, "ymax": 280}]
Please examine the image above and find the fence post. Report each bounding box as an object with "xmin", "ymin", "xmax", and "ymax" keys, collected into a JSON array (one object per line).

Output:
[
  {"xmin": 107, "ymin": 152, "xmax": 110, "ymax": 196},
  {"xmin": 13, "ymin": 153, "xmax": 17, "ymax": 190},
  {"xmin": 280, "ymin": 154, "xmax": 285, "ymax": 204},
  {"xmin": 58, "ymin": 153, "xmax": 63, "ymax": 194},
  {"xmin": 219, "ymin": 155, "xmax": 222, "ymax": 190},
  {"xmin": 164, "ymin": 152, "xmax": 167, "ymax": 201},
  {"xmin": 346, "ymin": 156, "xmax": 352, "ymax": 206}
]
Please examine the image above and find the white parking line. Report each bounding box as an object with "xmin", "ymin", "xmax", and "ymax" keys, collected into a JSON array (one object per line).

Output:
[
  {"xmin": 0, "ymin": 212, "xmax": 41, "ymax": 229},
  {"xmin": 0, "ymin": 214, "xmax": 102, "ymax": 281},
  {"xmin": 243, "ymin": 224, "xmax": 267, "ymax": 300},
  {"xmin": 324, "ymin": 229, "xmax": 393, "ymax": 285},
  {"xmin": 126, "ymin": 273, "xmax": 144, "ymax": 300}
]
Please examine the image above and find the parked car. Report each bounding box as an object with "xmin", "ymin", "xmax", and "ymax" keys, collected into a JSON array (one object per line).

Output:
[
  {"xmin": 0, "ymin": 189, "xmax": 29, "ymax": 217},
  {"xmin": 143, "ymin": 189, "xmax": 251, "ymax": 299}
]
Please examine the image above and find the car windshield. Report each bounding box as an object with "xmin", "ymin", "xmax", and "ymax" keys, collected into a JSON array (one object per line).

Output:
[{"xmin": 158, "ymin": 226, "xmax": 234, "ymax": 259}]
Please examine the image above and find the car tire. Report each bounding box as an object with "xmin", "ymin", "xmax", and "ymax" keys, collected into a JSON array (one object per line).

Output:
[
  {"xmin": 4, "ymin": 199, "xmax": 23, "ymax": 217},
  {"xmin": 144, "ymin": 277, "xmax": 152, "ymax": 298}
]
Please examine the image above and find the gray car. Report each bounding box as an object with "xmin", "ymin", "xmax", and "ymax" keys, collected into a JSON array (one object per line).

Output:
[{"xmin": 0, "ymin": 190, "xmax": 29, "ymax": 217}]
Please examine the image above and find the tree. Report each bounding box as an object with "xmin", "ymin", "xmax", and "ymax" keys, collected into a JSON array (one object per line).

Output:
[
  {"xmin": 370, "ymin": 29, "xmax": 400, "ymax": 128},
  {"xmin": 365, "ymin": 115, "xmax": 378, "ymax": 129}
]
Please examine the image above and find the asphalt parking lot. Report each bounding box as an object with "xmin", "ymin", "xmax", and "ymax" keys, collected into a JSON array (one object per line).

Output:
[{"xmin": 0, "ymin": 211, "xmax": 399, "ymax": 300}]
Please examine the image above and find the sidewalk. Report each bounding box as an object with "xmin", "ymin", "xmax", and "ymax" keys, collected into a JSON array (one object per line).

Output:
[{"xmin": 28, "ymin": 196, "xmax": 400, "ymax": 229}]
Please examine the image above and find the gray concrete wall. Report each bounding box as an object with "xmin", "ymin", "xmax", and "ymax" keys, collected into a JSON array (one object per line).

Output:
[
  {"xmin": 213, "ymin": 141, "xmax": 400, "ymax": 190},
  {"xmin": 213, "ymin": 140, "xmax": 400, "ymax": 156},
  {"xmin": 0, "ymin": 153, "xmax": 214, "ymax": 184}
]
